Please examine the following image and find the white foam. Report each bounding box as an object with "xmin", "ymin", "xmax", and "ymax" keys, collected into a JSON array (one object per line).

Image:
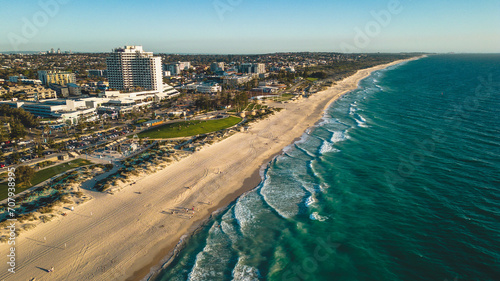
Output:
[
  {"xmin": 349, "ymin": 106, "xmax": 356, "ymax": 115},
  {"xmin": 232, "ymin": 257, "xmax": 261, "ymax": 281},
  {"xmin": 295, "ymin": 143, "xmax": 317, "ymax": 158},
  {"xmin": 305, "ymin": 195, "xmax": 316, "ymax": 207},
  {"xmin": 355, "ymin": 118, "xmax": 369, "ymax": 128},
  {"xmin": 310, "ymin": 212, "xmax": 329, "ymax": 221},
  {"xmin": 260, "ymin": 176, "xmax": 303, "ymax": 219},
  {"xmin": 187, "ymin": 224, "xmax": 232, "ymax": 281},
  {"xmin": 319, "ymin": 182, "xmax": 330, "ymax": 191},
  {"xmin": 221, "ymin": 211, "xmax": 241, "ymax": 243},
  {"xmin": 330, "ymin": 131, "xmax": 349, "ymax": 143},
  {"xmin": 354, "ymin": 113, "xmax": 369, "ymax": 128},
  {"xmin": 319, "ymin": 141, "xmax": 340, "ymax": 155},
  {"xmin": 234, "ymin": 196, "xmax": 256, "ymax": 230},
  {"xmin": 316, "ymin": 117, "xmax": 334, "ymax": 127},
  {"xmin": 308, "ymin": 160, "xmax": 325, "ymax": 185}
]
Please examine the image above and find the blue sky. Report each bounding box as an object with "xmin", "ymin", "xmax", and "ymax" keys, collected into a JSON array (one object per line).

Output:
[{"xmin": 1, "ymin": 0, "xmax": 499, "ymax": 53}]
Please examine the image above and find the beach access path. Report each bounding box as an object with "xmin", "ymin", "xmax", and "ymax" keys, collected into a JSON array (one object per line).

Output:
[{"xmin": 0, "ymin": 57, "xmax": 422, "ymax": 281}]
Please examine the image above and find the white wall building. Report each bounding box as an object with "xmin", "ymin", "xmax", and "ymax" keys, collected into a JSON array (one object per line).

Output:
[
  {"xmin": 106, "ymin": 46, "xmax": 163, "ymax": 92},
  {"xmin": 164, "ymin": 61, "xmax": 191, "ymax": 75},
  {"xmin": 197, "ymin": 83, "xmax": 222, "ymax": 94}
]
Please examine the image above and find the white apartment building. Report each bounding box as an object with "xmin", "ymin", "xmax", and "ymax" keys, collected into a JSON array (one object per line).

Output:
[
  {"xmin": 106, "ymin": 46, "xmax": 163, "ymax": 92},
  {"xmin": 238, "ymin": 63, "xmax": 266, "ymax": 74},
  {"xmin": 38, "ymin": 70, "xmax": 76, "ymax": 86},
  {"xmin": 164, "ymin": 61, "xmax": 191, "ymax": 75},
  {"xmin": 252, "ymin": 63, "xmax": 266, "ymax": 74}
]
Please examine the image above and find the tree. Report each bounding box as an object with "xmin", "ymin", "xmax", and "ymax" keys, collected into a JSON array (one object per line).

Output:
[
  {"xmin": 11, "ymin": 152, "xmax": 21, "ymax": 164},
  {"xmin": 15, "ymin": 165, "xmax": 35, "ymax": 186},
  {"xmin": 9, "ymin": 119, "xmax": 27, "ymax": 139},
  {"xmin": 76, "ymin": 122, "xmax": 86, "ymax": 133},
  {"xmin": 302, "ymin": 68, "xmax": 309, "ymax": 78},
  {"xmin": 35, "ymin": 144, "xmax": 45, "ymax": 157}
]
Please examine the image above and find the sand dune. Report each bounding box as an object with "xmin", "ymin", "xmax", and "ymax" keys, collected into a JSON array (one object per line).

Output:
[{"xmin": 0, "ymin": 57, "xmax": 422, "ymax": 281}]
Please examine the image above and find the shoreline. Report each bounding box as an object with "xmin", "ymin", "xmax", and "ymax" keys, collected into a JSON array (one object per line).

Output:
[
  {"xmin": 0, "ymin": 56, "xmax": 423, "ymax": 281},
  {"xmin": 133, "ymin": 56, "xmax": 426, "ymax": 281}
]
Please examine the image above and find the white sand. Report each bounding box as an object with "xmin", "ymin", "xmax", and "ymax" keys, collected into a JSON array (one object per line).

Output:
[{"xmin": 0, "ymin": 57, "xmax": 422, "ymax": 281}]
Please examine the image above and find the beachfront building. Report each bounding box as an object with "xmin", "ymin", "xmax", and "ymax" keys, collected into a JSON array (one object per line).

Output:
[
  {"xmin": 38, "ymin": 70, "xmax": 77, "ymax": 86},
  {"xmin": 106, "ymin": 46, "xmax": 163, "ymax": 92},
  {"xmin": 0, "ymin": 99, "xmax": 96, "ymax": 124}
]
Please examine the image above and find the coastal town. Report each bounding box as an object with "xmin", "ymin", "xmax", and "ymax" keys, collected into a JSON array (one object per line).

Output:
[
  {"xmin": 0, "ymin": 47, "xmax": 416, "ymax": 280},
  {"xmin": 1, "ymin": 0, "xmax": 496, "ymax": 280},
  {"xmin": 0, "ymin": 48, "xmax": 413, "ymax": 168}
]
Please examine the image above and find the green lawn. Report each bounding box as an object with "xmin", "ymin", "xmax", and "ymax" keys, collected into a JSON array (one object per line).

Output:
[
  {"xmin": 0, "ymin": 159, "xmax": 93, "ymax": 201},
  {"xmin": 137, "ymin": 116, "xmax": 242, "ymax": 139},
  {"xmin": 306, "ymin": 77, "xmax": 319, "ymax": 82}
]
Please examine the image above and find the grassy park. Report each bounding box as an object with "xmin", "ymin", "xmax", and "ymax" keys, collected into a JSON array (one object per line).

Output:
[
  {"xmin": 137, "ymin": 117, "xmax": 242, "ymax": 139},
  {"xmin": 0, "ymin": 159, "xmax": 92, "ymax": 200}
]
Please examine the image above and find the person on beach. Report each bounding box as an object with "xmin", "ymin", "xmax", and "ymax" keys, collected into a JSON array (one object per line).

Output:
[{"xmin": 48, "ymin": 266, "xmax": 54, "ymax": 272}]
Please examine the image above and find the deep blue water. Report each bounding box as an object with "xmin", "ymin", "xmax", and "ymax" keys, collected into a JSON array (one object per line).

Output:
[{"xmin": 153, "ymin": 55, "xmax": 500, "ymax": 281}]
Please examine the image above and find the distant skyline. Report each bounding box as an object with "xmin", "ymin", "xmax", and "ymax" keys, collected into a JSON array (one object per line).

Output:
[{"xmin": 1, "ymin": 0, "xmax": 499, "ymax": 54}]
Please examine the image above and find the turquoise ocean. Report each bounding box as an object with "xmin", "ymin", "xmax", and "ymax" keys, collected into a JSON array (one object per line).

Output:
[{"xmin": 152, "ymin": 55, "xmax": 500, "ymax": 281}]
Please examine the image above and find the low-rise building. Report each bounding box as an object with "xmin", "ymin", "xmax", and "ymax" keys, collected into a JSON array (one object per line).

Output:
[
  {"xmin": 142, "ymin": 119, "xmax": 164, "ymax": 127},
  {"xmin": 67, "ymin": 83, "xmax": 82, "ymax": 96},
  {"xmin": 20, "ymin": 79, "xmax": 42, "ymax": 85},
  {"xmin": 223, "ymin": 75, "xmax": 253, "ymax": 87},
  {"xmin": 49, "ymin": 84, "xmax": 69, "ymax": 98},
  {"xmin": 251, "ymin": 86, "xmax": 279, "ymax": 94},
  {"xmin": 9, "ymin": 75, "xmax": 27, "ymax": 83},
  {"xmin": 87, "ymin": 69, "xmax": 107, "ymax": 78},
  {"xmin": 196, "ymin": 82, "xmax": 221, "ymax": 94},
  {"xmin": 7, "ymin": 85, "xmax": 57, "ymax": 101},
  {"xmin": 180, "ymin": 82, "xmax": 221, "ymax": 93},
  {"xmin": 0, "ymin": 99, "xmax": 95, "ymax": 124},
  {"xmin": 0, "ymin": 87, "xmax": 8, "ymax": 96}
]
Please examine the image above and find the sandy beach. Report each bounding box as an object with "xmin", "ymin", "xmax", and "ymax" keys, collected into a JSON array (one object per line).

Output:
[{"xmin": 0, "ymin": 57, "xmax": 421, "ymax": 281}]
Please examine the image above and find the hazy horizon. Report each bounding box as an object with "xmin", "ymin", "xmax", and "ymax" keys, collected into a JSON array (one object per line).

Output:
[{"xmin": 1, "ymin": 0, "xmax": 499, "ymax": 54}]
